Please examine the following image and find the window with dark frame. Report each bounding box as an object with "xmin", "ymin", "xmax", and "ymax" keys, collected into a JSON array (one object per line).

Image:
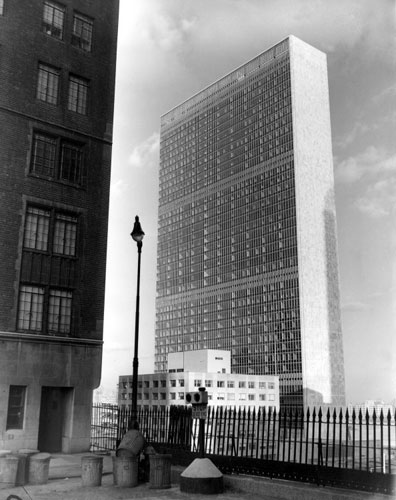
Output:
[
  {"xmin": 6, "ymin": 386, "xmax": 26, "ymax": 430},
  {"xmin": 23, "ymin": 206, "xmax": 50, "ymax": 251},
  {"xmin": 37, "ymin": 63, "xmax": 60, "ymax": 105},
  {"xmin": 17, "ymin": 285, "xmax": 45, "ymax": 331},
  {"xmin": 53, "ymin": 213, "xmax": 77, "ymax": 256},
  {"xmin": 42, "ymin": 1, "xmax": 65, "ymax": 39},
  {"xmin": 48, "ymin": 289, "xmax": 72, "ymax": 333},
  {"xmin": 71, "ymin": 12, "xmax": 93, "ymax": 52},
  {"xmin": 60, "ymin": 143, "xmax": 83, "ymax": 183},
  {"xmin": 0, "ymin": 0, "xmax": 4, "ymax": 16},
  {"xmin": 30, "ymin": 132, "xmax": 85, "ymax": 186},
  {"xmin": 17, "ymin": 206, "xmax": 78, "ymax": 335},
  {"xmin": 68, "ymin": 75, "xmax": 89, "ymax": 115}
]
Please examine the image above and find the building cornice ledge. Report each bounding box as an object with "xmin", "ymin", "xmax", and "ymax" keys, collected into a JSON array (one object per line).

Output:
[{"xmin": 0, "ymin": 331, "xmax": 103, "ymax": 346}]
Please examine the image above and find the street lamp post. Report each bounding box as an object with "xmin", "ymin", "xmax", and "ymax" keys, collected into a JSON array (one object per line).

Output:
[{"xmin": 130, "ymin": 215, "xmax": 145, "ymax": 422}]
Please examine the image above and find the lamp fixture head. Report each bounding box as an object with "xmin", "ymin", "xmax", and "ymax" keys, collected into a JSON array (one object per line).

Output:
[{"xmin": 131, "ymin": 215, "xmax": 145, "ymax": 243}]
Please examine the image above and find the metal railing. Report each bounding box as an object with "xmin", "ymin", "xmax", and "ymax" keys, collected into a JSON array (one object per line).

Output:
[{"xmin": 91, "ymin": 404, "xmax": 396, "ymax": 494}]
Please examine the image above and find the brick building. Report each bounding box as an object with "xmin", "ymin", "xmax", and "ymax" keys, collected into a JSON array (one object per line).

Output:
[{"xmin": 0, "ymin": 0, "xmax": 118, "ymax": 452}]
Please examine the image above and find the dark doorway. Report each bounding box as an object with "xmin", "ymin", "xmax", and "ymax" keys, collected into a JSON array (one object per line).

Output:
[{"xmin": 37, "ymin": 387, "xmax": 73, "ymax": 452}]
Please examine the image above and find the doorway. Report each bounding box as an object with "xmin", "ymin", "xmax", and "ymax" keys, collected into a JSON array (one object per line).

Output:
[{"xmin": 37, "ymin": 387, "xmax": 73, "ymax": 452}]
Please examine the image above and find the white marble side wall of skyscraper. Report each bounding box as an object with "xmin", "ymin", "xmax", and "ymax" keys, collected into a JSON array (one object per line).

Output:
[{"xmin": 289, "ymin": 36, "xmax": 345, "ymax": 407}]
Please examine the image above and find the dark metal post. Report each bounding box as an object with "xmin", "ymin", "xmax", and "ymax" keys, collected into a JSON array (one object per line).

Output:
[
  {"xmin": 131, "ymin": 240, "xmax": 142, "ymax": 421},
  {"xmin": 130, "ymin": 215, "xmax": 145, "ymax": 424},
  {"xmin": 199, "ymin": 418, "xmax": 205, "ymax": 458}
]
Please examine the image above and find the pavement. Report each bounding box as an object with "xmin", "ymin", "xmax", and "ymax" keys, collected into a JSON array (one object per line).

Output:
[{"xmin": 0, "ymin": 452, "xmax": 393, "ymax": 500}]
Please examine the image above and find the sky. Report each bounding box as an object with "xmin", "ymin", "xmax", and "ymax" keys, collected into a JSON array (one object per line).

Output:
[{"xmin": 100, "ymin": 0, "xmax": 396, "ymax": 405}]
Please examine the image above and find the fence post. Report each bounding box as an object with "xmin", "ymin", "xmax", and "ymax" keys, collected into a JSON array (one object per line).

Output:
[
  {"xmin": 318, "ymin": 408, "xmax": 323, "ymax": 467},
  {"xmin": 351, "ymin": 409, "xmax": 356, "ymax": 470}
]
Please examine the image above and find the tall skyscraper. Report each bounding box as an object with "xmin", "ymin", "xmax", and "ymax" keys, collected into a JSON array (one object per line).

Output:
[
  {"xmin": 155, "ymin": 36, "xmax": 345, "ymax": 410},
  {"xmin": 0, "ymin": 0, "xmax": 118, "ymax": 452}
]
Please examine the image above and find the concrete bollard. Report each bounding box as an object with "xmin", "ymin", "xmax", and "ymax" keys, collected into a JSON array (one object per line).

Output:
[{"xmin": 81, "ymin": 455, "xmax": 103, "ymax": 487}]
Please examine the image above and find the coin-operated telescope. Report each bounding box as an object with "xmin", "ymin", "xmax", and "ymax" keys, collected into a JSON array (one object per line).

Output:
[
  {"xmin": 185, "ymin": 388, "xmax": 208, "ymax": 405},
  {"xmin": 185, "ymin": 387, "xmax": 208, "ymax": 459}
]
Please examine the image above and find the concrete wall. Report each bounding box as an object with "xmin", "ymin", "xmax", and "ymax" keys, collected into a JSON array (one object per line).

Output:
[{"xmin": 0, "ymin": 335, "xmax": 102, "ymax": 452}]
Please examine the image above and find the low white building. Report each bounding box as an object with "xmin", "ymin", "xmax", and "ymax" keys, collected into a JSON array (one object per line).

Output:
[{"xmin": 118, "ymin": 349, "xmax": 279, "ymax": 411}]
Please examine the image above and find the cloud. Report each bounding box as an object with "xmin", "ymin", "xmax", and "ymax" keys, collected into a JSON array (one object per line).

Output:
[
  {"xmin": 110, "ymin": 179, "xmax": 129, "ymax": 198},
  {"xmin": 342, "ymin": 300, "xmax": 369, "ymax": 312},
  {"xmin": 146, "ymin": 13, "xmax": 197, "ymax": 52},
  {"xmin": 335, "ymin": 147, "xmax": 396, "ymax": 218},
  {"xmin": 354, "ymin": 177, "xmax": 396, "ymax": 218},
  {"xmin": 334, "ymin": 121, "xmax": 371, "ymax": 150},
  {"xmin": 373, "ymin": 83, "xmax": 396, "ymax": 103},
  {"xmin": 128, "ymin": 133, "xmax": 160, "ymax": 169},
  {"xmin": 335, "ymin": 147, "xmax": 396, "ymax": 184}
]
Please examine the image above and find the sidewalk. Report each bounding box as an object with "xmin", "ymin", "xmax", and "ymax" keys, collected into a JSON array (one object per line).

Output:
[{"xmin": 0, "ymin": 453, "xmax": 392, "ymax": 500}]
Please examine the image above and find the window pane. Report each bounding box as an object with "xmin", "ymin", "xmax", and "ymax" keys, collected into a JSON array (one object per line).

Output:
[
  {"xmin": 42, "ymin": 1, "xmax": 65, "ymax": 39},
  {"xmin": 53, "ymin": 214, "xmax": 77, "ymax": 255},
  {"xmin": 60, "ymin": 143, "xmax": 83, "ymax": 184},
  {"xmin": 72, "ymin": 13, "xmax": 93, "ymax": 52},
  {"xmin": 68, "ymin": 76, "xmax": 88, "ymax": 115},
  {"xmin": 37, "ymin": 64, "xmax": 59, "ymax": 104},
  {"xmin": 17, "ymin": 286, "xmax": 44, "ymax": 331},
  {"xmin": 31, "ymin": 133, "xmax": 56, "ymax": 177},
  {"xmin": 48, "ymin": 289, "xmax": 72, "ymax": 334},
  {"xmin": 0, "ymin": 0, "xmax": 4, "ymax": 15},
  {"xmin": 23, "ymin": 207, "xmax": 50, "ymax": 251},
  {"xmin": 6, "ymin": 386, "xmax": 26, "ymax": 430}
]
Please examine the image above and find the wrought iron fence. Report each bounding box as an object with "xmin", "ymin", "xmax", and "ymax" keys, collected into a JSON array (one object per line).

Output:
[{"xmin": 91, "ymin": 404, "xmax": 396, "ymax": 494}]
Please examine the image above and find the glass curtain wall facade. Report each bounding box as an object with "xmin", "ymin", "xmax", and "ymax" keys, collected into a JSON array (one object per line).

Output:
[{"xmin": 155, "ymin": 36, "xmax": 345, "ymax": 410}]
